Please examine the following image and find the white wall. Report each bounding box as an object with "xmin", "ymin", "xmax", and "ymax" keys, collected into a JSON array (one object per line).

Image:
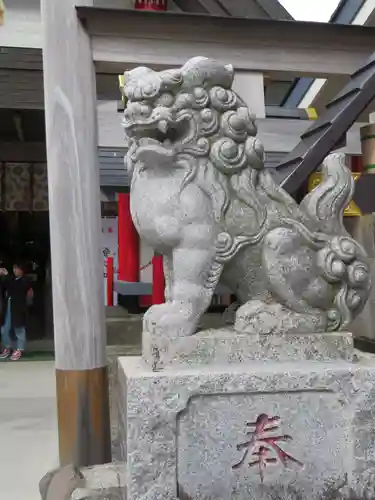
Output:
[
  {"xmin": 233, "ymin": 72, "xmax": 265, "ymax": 119},
  {"xmin": 97, "ymin": 101, "xmax": 124, "ymax": 148},
  {"xmin": 0, "ymin": 0, "xmax": 42, "ymax": 48}
]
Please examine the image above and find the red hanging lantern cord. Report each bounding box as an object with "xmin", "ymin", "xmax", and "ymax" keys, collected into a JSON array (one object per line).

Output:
[{"xmin": 140, "ymin": 261, "xmax": 152, "ymax": 271}]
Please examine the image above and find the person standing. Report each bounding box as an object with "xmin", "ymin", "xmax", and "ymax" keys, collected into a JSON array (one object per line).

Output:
[
  {"xmin": 0, "ymin": 263, "xmax": 33, "ymax": 361},
  {"xmin": 0, "ymin": 258, "xmax": 7, "ymax": 328}
]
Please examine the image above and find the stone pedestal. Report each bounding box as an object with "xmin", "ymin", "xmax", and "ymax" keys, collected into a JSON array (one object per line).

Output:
[
  {"xmin": 117, "ymin": 332, "xmax": 375, "ymax": 500},
  {"xmin": 142, "ymin": 328, "xmax": 354, "ymax": 371}
]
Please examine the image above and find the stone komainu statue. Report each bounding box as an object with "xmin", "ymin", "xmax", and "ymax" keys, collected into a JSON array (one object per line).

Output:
[{"xmin": 122, "ymin": 57, "xmax": 371, "ymax": 337}]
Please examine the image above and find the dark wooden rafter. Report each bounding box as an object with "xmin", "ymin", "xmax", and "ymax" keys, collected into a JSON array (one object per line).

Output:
[
  {"xmin": 282, "ymin": 0, "xmax": 366, "ymax": 107},
  {"xmin": 215, "ymin": 0, "xmax": 292, "ymax": 19},
  {"xmin": 172, "ymin": 0, "xmax": 209, "ymax": 13},
  {"xmin": 0, "ymin": 47, "xmax": 43, "ymax": 70},
  {"xmin": 276, "ymin": 51, "xmax": 375, "ymax": 193},
  {"xmin": 198, "ymin": 0, "xmax": 230, "ymax": 15},
  {"xmin": 172, "ymin": 0, "xmax": 211, "ymax": 13},
  {"xmin": 172, "ymin": 0, "xmax": 292, "ymax": 18},
  {"xmin": 215, "ymin": 0, "xmax": 271, "ymax": 17}
]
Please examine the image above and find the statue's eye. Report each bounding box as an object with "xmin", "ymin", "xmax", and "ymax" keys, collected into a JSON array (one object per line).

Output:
[
  {"xmin": 142, "ymin": 82, "xmax": 160, "ymax": 99},
  {"xmin": 155, "ymin": 93, "xmax": 174, "ymax": 108},
  {"xmin": 143, "ymin": 84, "xmax": 154, "ymax": 95}
]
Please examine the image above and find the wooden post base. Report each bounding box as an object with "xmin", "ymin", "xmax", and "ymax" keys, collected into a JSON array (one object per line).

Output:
[{"xmin": 56, "ymin": 367, "xmax": 112, "ymax": 467}]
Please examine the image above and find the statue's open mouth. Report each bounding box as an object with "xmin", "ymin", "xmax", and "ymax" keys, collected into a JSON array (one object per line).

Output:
[{"xmin": 124, "ymin": 114, "xmax": 195, "ymax": 149}]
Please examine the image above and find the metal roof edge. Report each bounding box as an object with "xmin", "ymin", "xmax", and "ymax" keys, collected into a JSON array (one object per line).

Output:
[
  {"xmin": 254, "ymin": 0, "xmax": 294, "ymax": 20},
  {"xmin": 282, "ymin": 0, "xmax": 367, "ymax": 108}
]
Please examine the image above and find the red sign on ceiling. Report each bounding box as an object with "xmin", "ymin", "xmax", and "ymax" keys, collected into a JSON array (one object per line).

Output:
[{"xmin": 134, "ymin": 0, "xmax": 167, "ymax": 10}]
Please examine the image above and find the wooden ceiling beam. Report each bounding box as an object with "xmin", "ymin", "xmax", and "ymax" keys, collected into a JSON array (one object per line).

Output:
[{"xmin": 78, "ymin": 7, "xmax": 375, "ymax": 77}]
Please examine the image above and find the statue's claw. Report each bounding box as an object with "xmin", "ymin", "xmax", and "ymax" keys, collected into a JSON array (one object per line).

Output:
[{"xmin": 143, "ymin": 302, "xmax": 197, "ymax": 338}]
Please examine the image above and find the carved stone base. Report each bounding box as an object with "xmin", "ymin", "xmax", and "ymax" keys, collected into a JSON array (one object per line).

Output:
[
  {"xmin": 142, "ymin": 328, "xmax": 354, "ymax": 371},
  {"xmin": 118, "ymin": 352, "xmax": 375, "ymax": 500}
]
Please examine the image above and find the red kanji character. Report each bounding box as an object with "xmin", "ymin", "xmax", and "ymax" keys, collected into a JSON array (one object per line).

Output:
[{"xmin": 233, "ymin": 413, "xmax": 303, "ymax": 482}]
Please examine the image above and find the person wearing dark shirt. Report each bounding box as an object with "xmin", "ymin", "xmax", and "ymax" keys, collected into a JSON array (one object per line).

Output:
[
  {"xmin": 0, "ymin": 259, "xmax": 6, "ymax": 328},
  {"xmin": 0, "ymin": 263, "xmax": 33, "ymax": 361}
]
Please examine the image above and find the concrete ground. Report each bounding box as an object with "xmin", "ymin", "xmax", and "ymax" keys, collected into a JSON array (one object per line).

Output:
[
  {"xmin": 0, "ymin": 308, "xmax": 226, "ymax": 499},
  {"xmin": 0, "ymin": 361, "xmax": 58, "ymax": 500}
]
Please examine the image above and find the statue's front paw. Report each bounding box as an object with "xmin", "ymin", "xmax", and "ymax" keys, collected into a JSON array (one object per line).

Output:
[{"xmin": 143, "ymin": 302, "xmax": 196, "ymax": 337}]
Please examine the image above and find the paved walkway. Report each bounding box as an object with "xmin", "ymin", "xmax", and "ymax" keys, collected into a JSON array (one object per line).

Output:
[{"xmin": 0, "ymin": 361, "xmax": 58, "ymax": 500}]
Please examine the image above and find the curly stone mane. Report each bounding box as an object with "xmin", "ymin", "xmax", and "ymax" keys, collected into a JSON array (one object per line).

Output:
[{"xmin": 123, "ymin": 57, "xmax": 295, "ymax": 244}]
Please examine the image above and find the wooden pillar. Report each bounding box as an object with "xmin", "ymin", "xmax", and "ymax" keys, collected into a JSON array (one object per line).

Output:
[
  {"xmin": 0, "ymin": 0, "xmax": 4, "ymax": 26},
  {"xmin": 118, "ymin": 193, "xmax": 140, "ymax": 282},
  {"xmin": 348, "ymin": 124, "xmax": 375, "ymax": 345},
  {"xmin": 152, "ymin": 254, "xmax": 165, "ymax": 305},
  {"xmin": 106, "ymin": 256, "xmax": 114, "ymax": 307},
  {"xmin": 361, "ymin": 124, "xmax": 375, "ymax": 173},
  {"xmin": 41, "ymin": 0, "xmax": 111, "ymax": 466},
  {"xmin": 351, "ymin": 155, "xmax": 363, "ymax": 173},
  {"xmin": 118, "ymin": 192, "xmax": 140, "ymax": 312}
]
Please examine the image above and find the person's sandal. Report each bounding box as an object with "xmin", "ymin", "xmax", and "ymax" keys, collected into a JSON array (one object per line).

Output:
[
  {"xmin": 9, "ymin": 349, "xmax": 23, "ymax": 361},
  {"xmin": 0, "ymin": 348, "xmax": 11, "ymax": 359}
]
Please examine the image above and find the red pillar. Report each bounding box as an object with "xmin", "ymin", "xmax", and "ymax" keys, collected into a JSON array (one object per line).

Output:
[
  {"xmin": 351, "ymin": 155, "xmax": 363, "ymax": 173},
  {"xmin": 152, "ymin": 254, "xmax": 165, "ymax": 305},
  {"xmin": 134, "ymin": 0, "xmax": 168, "ymax": 10},
  {"xmin": 106, "ymin": 256, "xmax": 114, "ymax": 307},
  {"xmin": 118, "ymin": 193, "xmax": 140, "ymax": 282}
]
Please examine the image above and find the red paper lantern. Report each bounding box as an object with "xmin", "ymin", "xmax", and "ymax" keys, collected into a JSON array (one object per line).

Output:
[{"xmin": 134, "ymin": 0, "xmax": 167, "ymax": 11}]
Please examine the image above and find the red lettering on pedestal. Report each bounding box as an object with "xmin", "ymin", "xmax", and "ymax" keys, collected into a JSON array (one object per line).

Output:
[{"xmin": 232, "ymin": 414, "xmax": 303, "ymax": 483}]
